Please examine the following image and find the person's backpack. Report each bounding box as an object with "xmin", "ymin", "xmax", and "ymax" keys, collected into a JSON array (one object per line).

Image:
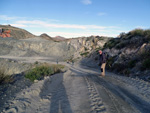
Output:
[{"xmin": 104, "ymin": 52, "xmax": 109, "ymax": 61}]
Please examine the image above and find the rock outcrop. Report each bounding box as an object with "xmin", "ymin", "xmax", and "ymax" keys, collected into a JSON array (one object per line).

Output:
[{"xmin": 67, "ymin": 36, "xmax": 110, "ymax": 58}]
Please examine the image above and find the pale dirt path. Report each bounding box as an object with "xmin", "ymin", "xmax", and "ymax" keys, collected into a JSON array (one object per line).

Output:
[
  {"xmin": 0, "ymin": 56, "xmax": 55, "ymax": 63},
  {"xmin": 2, "ymin": 62, "xmax": 150, "ymax": 113}
]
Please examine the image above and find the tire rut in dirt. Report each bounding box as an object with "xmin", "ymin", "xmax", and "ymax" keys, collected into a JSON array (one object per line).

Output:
[
  {"xmin": 84, "ymin": 76, "xmax": 106, "ymax": 113},
  {"xmin": 89, "ymin": 75, "xmax": 148, "ymax": 113},
  {"xmin": 85, "ymin": 75, "xmax": 121, "ymax": 113},
  {"xmin": 92, "ymin": 75, "xmax": 129, "ymax": 113}
]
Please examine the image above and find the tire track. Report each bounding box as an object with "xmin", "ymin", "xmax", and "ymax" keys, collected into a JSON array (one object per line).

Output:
[
  {"xmin": 101, "ymin": 86, "xmax": 120, "ymax": 113},
  {"xmin": 109, "ymin": 75, "xmax": 150, "ymax": 101},
  {"xmin": 95, "ymin": 76, "xmax": 121, "ymax": 113},
  {"xmin": 92, "ymin": 75, "xmax": 147, "ymax": 113},
  {"xmin": 90, "ymin": 75, "xmax": 122, "ymax": 113},
  {"xmin": 84, "ymin": 76, "xmax": 106, "ymax": 113},
  {"xmin": 86, "ymin": 75, "xmax": 139, "ymax": 113}
]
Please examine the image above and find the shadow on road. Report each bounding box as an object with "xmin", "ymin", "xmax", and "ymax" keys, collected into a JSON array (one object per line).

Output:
[{"xmin": 40, "ymin": 73, "xmax": 73, "ymax": 113}]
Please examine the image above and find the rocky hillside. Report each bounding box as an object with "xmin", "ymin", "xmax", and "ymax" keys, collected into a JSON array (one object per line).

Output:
[
  {"xmin": 98, "ymin": 29, "xmax": 150, "ymax": 80},
  {"xmin": 66, "ymin": 36, "xmax": 110, "ymax": 59},
  {"xmin": 0, "ymin": 37, "xmax": 75, "ymax": 60},
  {"xmin": 0, "ymin": 36, "xmax": 109, "ymax": 60},
  {"xmin": 0, "ymin": 25, "xmax": 35, "ymax": 39},
  {"xmin": 0, "ymin": 25, "xmax": 110, "ymax": 61}
]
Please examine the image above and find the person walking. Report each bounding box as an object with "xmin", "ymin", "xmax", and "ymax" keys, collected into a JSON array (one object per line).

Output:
[
  {"xmin": 56, "ymin": 59, "xmax": 58, "ymax": 64},
  {"xmin": 98, "ymin": 50, "xmax": 107, "ymax": 76}
]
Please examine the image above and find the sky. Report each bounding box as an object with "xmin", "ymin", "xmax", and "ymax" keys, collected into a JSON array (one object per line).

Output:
[{"xmin": 0, "ymin": 0, "xmax": 150, "ymax": 38}]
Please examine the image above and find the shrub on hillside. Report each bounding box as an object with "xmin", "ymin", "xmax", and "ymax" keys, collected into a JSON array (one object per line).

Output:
[
  {"xmin": 25, "ymin": 64, "xmax": 64, "ymax": 82},
  {"xmin": 103, "ymin": 38, "xmax": 120, "ymax": 49},
  {"xmin": 115, "ymin": 41, "xmax": 129, "ymax": 49},
  {"xmin": 119, "ymin": 32, "xmax": 126, "ymax": 38},
  {"xmin": 111, "ymin": 63, "xmax": 128, "ymax": 73},
  {"xmin": 144, "ymin": 29, "xmax": 150, "ymax": 42},
  {"xmin": 80, "ymin": 52, "xmax": 89, "ymax": 57},
  {"xmin": 104, "ymin": 29, "xmax": 150, "ymax": 50},
  {"xmin": 128, "ymin": 59, "xmax": 137, "ymax": 68},
  {"xmin": 141, "ymin": 58, "xmax": 150, "ymax": 70},
  {"xmin": 128, "ymin": 29, "xmax": 144, "ymax": 37},
  {"xmin": 126, "ymin": 29, "xmax": 150, "ymax": 41},
  {"xmin": 144, "ymin": 29, "xmax": 150, "ymax": 37},
  {"xmin": 140, "ymin": 51, "xmax": 150, "ymax": 59}
]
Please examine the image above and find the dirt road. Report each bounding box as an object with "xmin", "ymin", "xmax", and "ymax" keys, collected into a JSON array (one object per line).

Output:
[{"xmin": 2, "ymin": 63, "xmax": 150, "ymax": 113}]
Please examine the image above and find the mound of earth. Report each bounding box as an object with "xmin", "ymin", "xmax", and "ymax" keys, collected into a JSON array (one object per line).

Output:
[
  {"xmin": 40, "ymin": 33, "xmax": 54, "ymax": 41},
  {"xmin": 53, "ymin": 36, "xmax": 66, "ymax": 41},
  {"xmin": 0, "ymin": 25, "xmax": 35, "ymax": 39}
]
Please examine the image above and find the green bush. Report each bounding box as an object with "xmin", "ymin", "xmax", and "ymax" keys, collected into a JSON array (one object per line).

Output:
[
  {"xmin": 103, "ymin": 38, "xmax": 120, "ymax": 49},
  {"xmin": 144, "ymin": 29, "xmax": 150, "ymax": 42},
  {"xmin": 128, "ymin": 59, "xmax": 137, "ymax": 68},
  {"xmin": 141, "ymin": 58, "xmax": 150, "ymax": 70},
  {"xmin": 112, "ymin": 63, "xmax": 128, "ymax": 73},
  {"xmin": 119, "ymin": 32, "xmax": 126, "ymax": 38},
  {"xmin": 144, "ymin": 29, "xmax": 150, "ymax": 37},
  {"xmin": 25, "ymin": 64, "xmax": 64, "ymax": 82},
  {"xmin": 104, "ymin": 29, "xmax": 150, "ymax": 50},
  {"xmin": 80, "ymin": 52, "xmax": 89, "ymax": 57},
  {"xmin": 115, "ymin": 41, "xmax": 128, "ymax": 49},
  {"xmin": 140, "ymin": 51, "xmax": 150, "ymax": 59},
  {"xmin": 128, "ymin": 29, "xmax": 144, "ymax": 37}
]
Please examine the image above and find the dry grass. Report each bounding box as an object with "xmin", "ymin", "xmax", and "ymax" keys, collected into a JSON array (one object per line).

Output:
[{"xmin": 0, "ymin": 67, "xmax": 13, "ymax": 85}]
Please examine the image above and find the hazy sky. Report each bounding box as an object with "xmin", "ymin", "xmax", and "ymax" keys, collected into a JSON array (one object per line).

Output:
[{"xmin": 0, "ymin": 0, "xmax": 150, "ymax": 38}]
